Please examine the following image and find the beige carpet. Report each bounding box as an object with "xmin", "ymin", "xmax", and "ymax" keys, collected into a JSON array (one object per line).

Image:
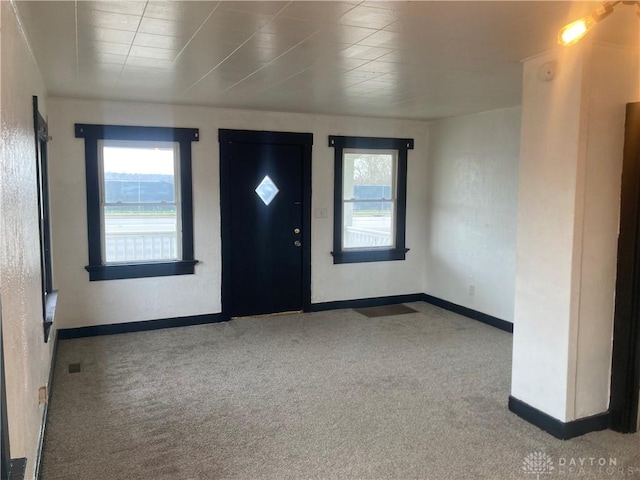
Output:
[{"xmin": 41, "ymin": 303, "xmax": 640, "ymax": 479}]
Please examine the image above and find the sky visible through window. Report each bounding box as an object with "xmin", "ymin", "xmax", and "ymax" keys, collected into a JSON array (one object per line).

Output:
[{"xmin": 103, "ymin": 146, "xmax": 174, "ymax": 176}]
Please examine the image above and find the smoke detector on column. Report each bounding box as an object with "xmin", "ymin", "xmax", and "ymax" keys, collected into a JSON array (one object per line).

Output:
[{"xmin": 537, "ymin": 61, "xmax": 557, "ymax": 81}]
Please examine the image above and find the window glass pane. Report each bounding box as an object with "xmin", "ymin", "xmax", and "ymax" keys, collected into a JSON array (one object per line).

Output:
[
  {"xmin": 101, "ymin": 142, "xmax": 180, "ymax": 264},
  {"xmin": 343, "ymin": 201, "xmax": 394, "ymax": 249},
  {"xmin": 343, "ymin": 152, "xmax": 394, "ymax": 200},
  {"xmin": 104, "ymin": 205, "xmax": 178, "ymax": 263},
  {"xmin": 103, "ymin": 144, "xmax": 175, "ymax": 203},
  {"xmin": 343, "ymin": 150, "xmax": 396, "ymax": 250}
]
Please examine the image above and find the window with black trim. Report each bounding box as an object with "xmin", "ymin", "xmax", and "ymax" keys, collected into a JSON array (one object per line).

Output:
[
  {"xmin": 33, "ymin": 96, "xmax": 56, "ymax": 342},
  {"xmin": 329, "ymin": 135, "xmax": 413, "ymax": 264},
  {"xmin": 75, "ymin": 124, "xmax": 199, "ymax": 281}
]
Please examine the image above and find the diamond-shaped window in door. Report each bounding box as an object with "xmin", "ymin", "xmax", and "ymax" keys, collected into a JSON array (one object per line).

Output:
[{"xmin": 255, "ymin": 175, "xmax": 279, "ymax": 206}]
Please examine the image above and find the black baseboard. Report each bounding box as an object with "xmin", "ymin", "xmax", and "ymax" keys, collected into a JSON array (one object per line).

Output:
[
  {"xmin": 57, "ymin": 294, "xmax": 510, "ymax": 339},
  {"xmin": 57, "ymin": 313, "xmax": 228, "ymax": 339},
  {"xmin": 509, "ymin": 396, "xmax": 610, "ymax": 440},
  {"xmin": 9, "ymin": 458, "xmax": 26, "ymax": 480},
  {"xmin": 310, "ymin": 293, "xmax": 424, "ymax": 312},
  {"xmin": 422, "ymin": 293, "xmax": 513, "ymax": 333},
  {"xmin": 57, "ymin": 296, "xmax": 510, "ymax": 339},
  {"xmin": 310, "ymin": 293, "xmax": 512, "ymax": 334}
]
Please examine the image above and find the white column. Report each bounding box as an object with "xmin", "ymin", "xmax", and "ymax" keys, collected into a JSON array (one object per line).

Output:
[{"xmin": 512, "ymin": 41, "xmax": 639, "ymax": 423}]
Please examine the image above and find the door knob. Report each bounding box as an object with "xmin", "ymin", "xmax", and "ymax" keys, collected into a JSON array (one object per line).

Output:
[{"xmin": 294, "ymin": 240, "xmax": 301, "ymax": 247}]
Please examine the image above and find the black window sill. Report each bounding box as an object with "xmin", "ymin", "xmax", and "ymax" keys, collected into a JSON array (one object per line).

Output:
[
  {"xmin": 331, "ymin": 248, "xmax": 409, "ymax": 264},
  {"xmin": 44, "ymin": 290, "xmax": 58, "ymax": 343},
  {"xmin": 85, "ymin": 260, "xmax": 198, "ymax": 281}
]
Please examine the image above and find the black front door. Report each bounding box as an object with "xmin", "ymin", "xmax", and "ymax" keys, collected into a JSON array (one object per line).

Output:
[{"xmin": 219, "ymin": 130, "xmax": 312, "ymax": 318}]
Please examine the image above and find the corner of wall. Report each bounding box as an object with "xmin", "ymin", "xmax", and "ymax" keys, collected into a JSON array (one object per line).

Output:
[{"xmin": 1, "ymin": 2, "xmax": 54, "ymax": 478}]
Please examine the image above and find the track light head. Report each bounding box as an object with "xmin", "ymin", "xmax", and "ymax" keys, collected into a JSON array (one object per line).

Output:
[{"xmin": 558, "ymin": 1, "xmax": 637, "ymax": 46}]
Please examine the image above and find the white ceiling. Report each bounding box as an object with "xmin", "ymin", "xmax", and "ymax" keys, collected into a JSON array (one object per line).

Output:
[{"xmin": 14, "ymin": 1, "xmax": 640, "ymax": 120}]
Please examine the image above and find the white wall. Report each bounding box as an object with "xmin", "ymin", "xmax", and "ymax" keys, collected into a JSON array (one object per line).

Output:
[
  {"xmin": 47, "ymin": 98, "xmax": 429, "ymax": 328},
  {"xmin": 425, "ymin": 107, "xmax": 520, "ymax": 322},
  {"xmin": 0, "ymin": 2, "xmax": 55, "ymax": 478},
  {"xmin": 512, "ymin": 42, "xmax": 639, "ymax": 422}
]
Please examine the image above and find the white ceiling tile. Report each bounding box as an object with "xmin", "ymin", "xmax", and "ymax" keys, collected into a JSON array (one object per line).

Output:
[
  {"xmin": 338, "ymin": 57, "xmax": 373, "ymax": 71},
  {"xmin": 173, "ymin": 37, "xmax": 245, "ymax": 79},
  {"xmin": 79, "ymin": 62, "xmax": 123, "ymax": 77},
  {"xmin": 381, "ymin": 20, "xmax": 403, "ymax": 33},
  {"xmin": 158, "ymin": 60, "xmax": 215, "ymax": 88},
  {"xmin": 205, "ymin": 8, "xmax": 273, "ymax": 32},
  {"xmin": 374, "ymin": 50, "xmax": 405, "ymax": 64},
  {"xmin": 133, "ymin": 33, "xmax": 188, "ymax": 51},
  {"xmin": 138, "ymin": 17, "xmax": 201, "ymax": 38},
  {"xmin": 124, "ymin": 56, "xmax": 174, "ymax": 69},
  {"xmin": 342, "ymin": 69, "xmax": 384, "ymax": 82},
  {"xmin": 219, "ymin": 1, "xmax": 288, "ymax": 16},
  {"xmin": 259, "ymin": 16, "xmax": 322, "ymax": 41},
  {"xmin": 338, "ymin": 5, "xmax": 399, "ymax": 29},
  {"xmin": 79, "ymin": 50, "xmax": 128, "ymax": 65},
  {"xmin": 341, "ymin": 44, "xmax": 392, "ymax": 61},
  {"xmin": 192, "ymin": 9, "xmax": 273, "ymax": 47},
  {"xmin": 77, "ymin": 1, "xmax": 146, "ymax": 16},
  {"xmin": 77, "ymin": 9, "xmax": 141, "ymax": 32},
  {"xmin": 38, "ymin": 56, "xmax": 77, "ymax": 76},
  {"xmin": 180, "ymin": 74, "xmax": 239, "ymax": 101},
  {"xmin": 357, "ymin": 30, "xmax": 402, "ymax": 49},
  {"xmin": 220, "ymin": 77, "xmax": 270, "ymax": 98},
  {"xmin": 79, "ymin": 26, "xmax": 137, "ymax": 45},
  {"xmin": 15, "ymin": 1, "xmax": 75, "ymax": 26},
  {"xmin": 352, "ymin": 61, "xmax": 398, "ymax": 75},
  {"xmin": 129, "ymin": 45, "xmax": 177, "ymax": 61},
  {"xmin": 78, "ymin": 70, "xmax": 120, "ymax": 87},
  {"xmin": 144, "ymin": 1, "xmax": 219, "ymax": 23},
  {"xmin": 279, "ymin": 2, "xmax": 356, "ymax": 22},
  {"xmin": 231, "ymin": 40, "xmax": 282, "ymax": 64},
  {"xmin": 255, "ymin": 57, "xmax": 311, "ymax": 82},
  {"xmin": 193, "ymin": 24, "xmax": 255, "ymax": 47},
  {"xmin": 215, "ymin": 54, "xmax": 268, "ymax": 79},
  {"xmin": 235, "ymin": 63, "xmax": 308, "ymax": 89},
  {"xmin": 79, "ymin": 71, "xmax": 121, "ymax": 87},
  {"xmin": 247, "ymin": 33, "xmax": 304, "ymax": 57},
  {"xmin": 318, "ymin": 24, "xmax": 377, "ymax": 44},
  {"xmin": 119, "ymin": 66, "xmax": 190, "ymax": 86},
  {"xmin": 29, "ymin": 36, "xmax": 77, "ymax": 65},
  {"xmin": 87, "ymin": 41, "xmax": 131, "ymax": 56},
  {"xmin": 272, "ymin": 47, "xmax": 316, "ymax": 71},
  {"xmin": 361, "ymin": 1, "xmax": 409, "ymax": 11},
  {"xmin": 281, "ymin": 38, "xmax": 338, "ymax": 64}
]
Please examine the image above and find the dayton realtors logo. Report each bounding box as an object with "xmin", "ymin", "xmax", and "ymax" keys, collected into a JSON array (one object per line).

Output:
[
  {"xmin": 556, "ymin": 456, "xmax": 640, "ymax": 476},
  {"xmin": 523, "ymin": 452, "xmax": 555, "ymax": 479},
  {"xmin": 522, "ymin": 453, "xmax": 640, "ymax": 477}
]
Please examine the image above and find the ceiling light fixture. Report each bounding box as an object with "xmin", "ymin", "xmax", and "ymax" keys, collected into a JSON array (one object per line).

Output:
[{"xmin": 558, "ymin": 1, "xmax": 640, "ymax": 46}]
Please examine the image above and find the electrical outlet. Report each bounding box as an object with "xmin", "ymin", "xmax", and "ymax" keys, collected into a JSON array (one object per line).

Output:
[
  {"xmin": 315, "ymin": 208, "xmax": 328, "ymax": 218},
  {"xmin": 38, "ymin": 386, "xmax": 47, "ymax": 405},
  {"xmin": 468, "ymin": 284, "xmax": 475, "ymax": 296}
]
